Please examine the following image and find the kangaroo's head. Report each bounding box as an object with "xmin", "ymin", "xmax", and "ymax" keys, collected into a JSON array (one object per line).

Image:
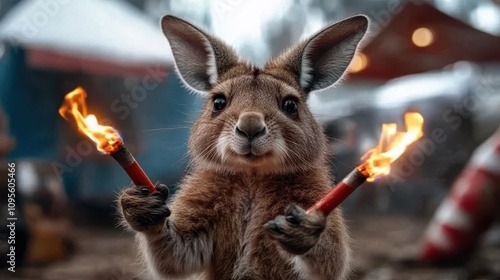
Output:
[{"xmin": 161, "ymin": 15, "xmax": 368, "ymax": 175}]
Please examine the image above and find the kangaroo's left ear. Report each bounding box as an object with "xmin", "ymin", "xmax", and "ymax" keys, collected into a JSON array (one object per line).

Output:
[
  {"xmin": 161, "ymin": 15, "xmax": 240, "ymax": 95},
  {"xmin": 265, "ymin": 15, "xmax": 369, "ymax": 94}
]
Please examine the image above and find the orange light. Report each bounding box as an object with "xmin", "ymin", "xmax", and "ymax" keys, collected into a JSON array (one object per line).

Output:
[
  {"xmin": 412, "ymin": 27, "xmax": 434, "ymax": 47},
  {"xmin": 359, "ymin": 112, "xmax": 424, "ymax": 182},
  {"xmin": 349, "ymin": 52, "xmax": 369, "ymax": 73},
  {"xmin": 58, "ymin": 87, "xmax": 122, "ymax": 154}
]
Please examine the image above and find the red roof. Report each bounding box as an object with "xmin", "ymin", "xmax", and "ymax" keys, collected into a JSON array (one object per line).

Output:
[{"xmin": 350, "ymin": 2, "xmax": 500, "ymax": 80}]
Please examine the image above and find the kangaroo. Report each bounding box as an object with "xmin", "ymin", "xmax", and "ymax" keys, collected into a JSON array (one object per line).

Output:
[{"xmin": 119, "ymin": 14, "xmax": 368, "ymax": 280}]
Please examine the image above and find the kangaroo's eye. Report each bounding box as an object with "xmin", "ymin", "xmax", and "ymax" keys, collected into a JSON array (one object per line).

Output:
[
  {"xmin": 282, "ymin": 98, "xmax": 298, "ymax": 116},
  {"xmin": 213, "ymin": 95, "xmax": 227, "ymax": 112}
]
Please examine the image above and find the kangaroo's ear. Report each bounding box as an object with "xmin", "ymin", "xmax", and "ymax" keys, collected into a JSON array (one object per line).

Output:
[
  {"xmin": 265, "ymin": 15, "xmax": 368, "ymax": 94},
  {"xmin": 161, "ymin": 15, "xmax": 240, "ymax": 94}
]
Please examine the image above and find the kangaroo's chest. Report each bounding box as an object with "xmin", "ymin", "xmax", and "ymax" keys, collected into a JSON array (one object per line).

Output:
[{"xmin": 209, "ymin": 180, "xmax": 297, "ymax": 279}]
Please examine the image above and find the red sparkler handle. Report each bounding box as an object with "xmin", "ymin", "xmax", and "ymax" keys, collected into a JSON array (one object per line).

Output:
[
  {"xmin": 111, "ymin": 145, "xmax": 156, "ymax": 193},
  {"xmin": 306, "ymin": 168, "xmax": 367, "ymax": 215}
]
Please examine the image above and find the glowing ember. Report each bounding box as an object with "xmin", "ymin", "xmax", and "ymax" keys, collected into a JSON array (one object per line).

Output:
[
  {"xmin": 59, "ymin": 87, "xmax": 122, "ymax": 154},
  {"xmin": 359, "ymin": 112, "xmax": 424, "ymax": 182}
]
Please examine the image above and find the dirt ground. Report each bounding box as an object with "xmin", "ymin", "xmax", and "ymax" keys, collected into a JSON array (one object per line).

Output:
[
  {"xmin": 348, "ymin": 217, "xmax": 500, "ymax": 280},
  {"xmin": 2, "ymin": 216, "xmax": 499, "ymax": 280}
]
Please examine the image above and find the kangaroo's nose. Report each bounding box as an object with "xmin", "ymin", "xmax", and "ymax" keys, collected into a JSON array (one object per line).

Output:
[{"xmin": 235, "ymin": 112, "xmax": 267, "ymax": 141}]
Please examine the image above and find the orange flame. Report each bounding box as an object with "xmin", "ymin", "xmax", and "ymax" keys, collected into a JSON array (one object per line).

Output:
[
  {"xmin": 59, "ymin": 87, "xmax": 122, "ymax": 154},
  {"xmin": 359, "ymin": 112, "xmax": 424, "ymax": 182}
]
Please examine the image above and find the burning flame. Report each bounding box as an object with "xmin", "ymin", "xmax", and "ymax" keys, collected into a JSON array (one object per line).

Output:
[
  {"xmin": 359, "ymin": 112, "xmax": 424, "ymax": 182},
  {"xmin": 59, "ymin": 87, "xmax": 122, "ymax": 154}
]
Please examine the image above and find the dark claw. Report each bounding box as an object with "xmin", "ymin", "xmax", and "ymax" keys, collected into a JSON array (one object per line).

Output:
[
  {"xmin": 284, "ymin": 205, "xmax": 303, "ymax": 225},
  {"xmin": 155, "ymin": 184, "xmax": 170, "ymax": 198},
  {"xmin": 265, "ymin": 221, "xmax": 278, "ymax": 233},
  {"xmin": 265, "ymin": 220, "xmax": 283, "ymax": 237},
  {"xmin": 265, "ymin": 205, "xmax": 326, "ymax": 255},
  {"xmin": 137, "ymin": 185, "xmax": 151, "ymax": 196},
  {"xmin": 274, "ymin": 215, "xmax": 290, "ymax": 230},
  {"xmin": 119, "ymin": 183, "xmax": 171, "ymax": 233},
  {"xmin": 162, "ymin": 204, "xmax": 172, "ymax": 217}
]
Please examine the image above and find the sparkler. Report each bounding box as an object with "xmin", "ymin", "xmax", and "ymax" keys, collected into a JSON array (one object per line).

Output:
[
  {"xmin": 58, "ymin": 87, "xmax": 156, "ymax": 193},
  {"xmin": 307, "ymin": 112, "xmax": 424, "ymax": 215}
]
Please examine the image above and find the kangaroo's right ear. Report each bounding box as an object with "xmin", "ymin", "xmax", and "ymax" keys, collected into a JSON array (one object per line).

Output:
[
  {"xmin": 264, "ymin": 15, "xmax": 368, "ymax": 95},
  {"xmin": 161, "ymin": 15, "xmax": 240, "ymax": 94}
]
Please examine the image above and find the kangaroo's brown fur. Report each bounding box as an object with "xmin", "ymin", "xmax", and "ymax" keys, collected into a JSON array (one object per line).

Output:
[{"xmin": 119, "ymin": 14, "xmax": 368, "ymax": 280}]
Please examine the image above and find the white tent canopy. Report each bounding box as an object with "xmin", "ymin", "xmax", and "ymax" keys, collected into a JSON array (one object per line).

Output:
[{"xmin": 0, "ymin": 0, "xmax": 172, "ymax": 74}]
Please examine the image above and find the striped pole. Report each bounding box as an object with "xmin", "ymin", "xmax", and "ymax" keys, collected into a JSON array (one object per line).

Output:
[{"xmin": 420, "ymin": 128, "xmax": 500, "ymax": 263}]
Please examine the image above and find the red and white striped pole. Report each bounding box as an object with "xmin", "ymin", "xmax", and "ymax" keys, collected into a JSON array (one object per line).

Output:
[{"xmin": 420, "ymin": 128, "xmax": 500, "ymax": 263}]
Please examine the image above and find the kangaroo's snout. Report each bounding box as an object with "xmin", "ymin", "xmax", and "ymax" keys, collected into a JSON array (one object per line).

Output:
[{"xmin": 235, "ymin": 112, "xmax": 267, "ymax": 141}]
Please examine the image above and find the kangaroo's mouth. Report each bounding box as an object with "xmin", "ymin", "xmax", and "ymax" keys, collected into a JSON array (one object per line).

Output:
[
  {"xmin": 235, "ymin": 142, "xmax": 263, "ymax": 158},
  {"xmin": 217, "ymin": 142, "xmax": 287, "ymax": 174},
  {"xmin": 220, "ymin": 134, "xmax": 278, "ymax": 165},
  {"xmin": 238, "ymin": 150, "xmax": 274, "ymax": 163}
]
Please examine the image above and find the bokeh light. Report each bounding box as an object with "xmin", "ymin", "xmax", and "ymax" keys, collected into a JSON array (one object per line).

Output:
[
  {"xmin": 349, "ymin": 52, "xmax": 369, "ymax": 73},
  {"xmin": 412, "ymin": 27, "xmax": 434, "ymax": 47}
]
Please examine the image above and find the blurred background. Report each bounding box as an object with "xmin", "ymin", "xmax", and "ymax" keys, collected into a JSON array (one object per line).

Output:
[{"xmin": 0, "ymin": 0, "xmax": 500, "ymax": 279}]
